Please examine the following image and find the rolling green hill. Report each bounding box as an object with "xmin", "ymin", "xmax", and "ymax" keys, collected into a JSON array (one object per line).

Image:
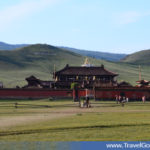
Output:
[
  {"xmin": 0, "ymin": 41, "xmax": 28, "ymax": 50},
  {"xmin": 121, "ymin": 49, "xmax": 150, "ymax": 65},
  {"xmin": 0, "ymin": 41, "xmax": 127, "ymax": 62},
  {"xmin": 60, "ymin": 46, "xmax": 127, "ymax": 61},
  {"xmin": 0, "ymin": 44, "xmax": 150, "ymax": 87},
  {"xmin": 0, "ymin": 44, "xmax": 85, "ymax": 87}
]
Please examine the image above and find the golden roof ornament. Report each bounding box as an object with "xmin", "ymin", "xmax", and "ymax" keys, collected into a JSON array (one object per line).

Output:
[{"xmin": 82, "ymin": 57, "xmax": 93, "ymax": 67}]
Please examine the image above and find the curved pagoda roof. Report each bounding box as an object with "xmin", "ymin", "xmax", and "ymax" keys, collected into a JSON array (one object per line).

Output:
[{"xmin": 55, "ymin": 64, "xmax": 118, "ymax": 76}]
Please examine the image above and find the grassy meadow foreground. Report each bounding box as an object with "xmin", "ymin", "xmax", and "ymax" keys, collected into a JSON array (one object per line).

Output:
[{"xmin": 0, "ymin": 99, "xmax": 150, "ymax": 141}]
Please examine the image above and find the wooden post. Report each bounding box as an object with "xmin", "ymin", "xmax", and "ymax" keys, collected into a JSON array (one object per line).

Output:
[
  {"xmin": 73, "ymin": 89, "xmax": 79, "ymax": 102},
  {"xmin": 93, "ymin": 86, "xmax": 96, "ymax": 101},
  {"xmin": 15, "ymin": 102, "xmax": 18, "ymax": 108},
  {"xmin": 139, "ymin": 65, "xmax": 141, "ymax": 81}
]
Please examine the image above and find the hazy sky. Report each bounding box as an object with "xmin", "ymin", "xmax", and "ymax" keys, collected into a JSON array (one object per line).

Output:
[{"xmin": 0, "ymin": 0, "xmax": 150, "ymax": 54}]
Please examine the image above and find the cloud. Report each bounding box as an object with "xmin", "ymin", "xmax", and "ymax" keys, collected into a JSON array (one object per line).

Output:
[
  {"xmin": 112, "ymin": 10, "xmax": 150, "ymax": 25},
  {"xmin": 114, "ymin": 11, "xmax": 142, "ymax": 25},
  {"xmin": 120, "ymin": 11, "xmax": 141, "ymax": 24},
  {"xmin": 0, "ymin": 0, "xmax": 59, "ymax": 30}
]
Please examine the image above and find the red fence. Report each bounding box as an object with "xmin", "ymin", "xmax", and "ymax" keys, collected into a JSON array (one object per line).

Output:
[
  {"xmin": 0, "ymin": 89, "xmax": 72, "ymax": 99},
  {"xmin": 0, "ymin": 87, "xmax": 150, "ymax": 100},
  {"xmin": 94, "ymin": 87, "xmax": 150, "ymax": 100}
]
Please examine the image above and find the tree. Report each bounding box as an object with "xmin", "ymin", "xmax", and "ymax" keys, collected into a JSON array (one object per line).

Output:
[{"xmin": 71, "ymin": 82, "xmax": 79, "ymax": 90}]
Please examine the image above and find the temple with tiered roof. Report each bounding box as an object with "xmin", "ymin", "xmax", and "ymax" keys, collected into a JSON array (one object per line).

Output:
[{"xmin": 54, "ymin": 59, "xmax": 118, "ymax": 88}]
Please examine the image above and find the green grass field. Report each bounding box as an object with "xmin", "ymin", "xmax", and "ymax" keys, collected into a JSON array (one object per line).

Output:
[{"xmin": 0, "ymin": 99, "xmax": 150, "ymax": 141}]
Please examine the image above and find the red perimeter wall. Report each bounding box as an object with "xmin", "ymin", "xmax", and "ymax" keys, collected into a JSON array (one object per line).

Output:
[
  {"xmin": 0, "ymin": 89, "xmax": 73, "ymax": 99},
  {"xmin": 94, "ymin": 87, "xmax": 150, "ymax": 100},
  {"xmin": 0, "ymin": 87, "xmax": 150, "ymax": 100}
]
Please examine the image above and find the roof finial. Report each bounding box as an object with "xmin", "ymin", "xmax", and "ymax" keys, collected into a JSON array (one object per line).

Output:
[
  {"xmin": 84, "ymin": 58, "xmax": 89, "ymax": 65},
  {"xmin": 82, "ymin": 57, "xmax": 93, "ymax": 67}
]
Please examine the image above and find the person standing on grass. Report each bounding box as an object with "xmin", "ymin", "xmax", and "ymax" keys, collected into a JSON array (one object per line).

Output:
[
  {"xmin": 118, "ymin": 95, "xmax": 122, "ymax": 103},
  {"xmin": 115, "ymin": 95, "xmax": 119, "ymax": 104},
  {"xmin": 142, "ymin": 96, "xmax": 146, "ymax": 103},
  {"xmin": 86, "ymin": 96, "xmax": 90, "ymax": 108}
]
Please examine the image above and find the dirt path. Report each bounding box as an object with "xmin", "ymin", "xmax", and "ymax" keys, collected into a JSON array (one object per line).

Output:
[
  {"xmin": 0, "ymin": 106, "xmax": 150, "ymax": 129},
  {"xmin": 0, "ymin": 107, "xmax": 96, "ymax": 129},
  {"xmin": 0, "ymin": 111, "xmax": 74, "ymax": 129}
]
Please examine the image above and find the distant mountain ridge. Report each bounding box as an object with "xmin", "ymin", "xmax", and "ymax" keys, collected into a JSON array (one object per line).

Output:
[
  {"xmin": 0, "ymin": 44, "xmax": 150, "ymax": 87},
  {"xmin": 121, "ymin": 49, "xmax": 150, "ymax": 65},
  {"xmin": 59, "ymin": 46, "xmax": 127, "ymax": 62},
  {"xmin": 0, "ymin": 44, "xmax": 86, "ymax": 72},
  {"xmin": 0, "ymin": 44, "xmax": 86, "ymax": 87},
  {"xmin": 1, "ymin": 41, "xmax": 150, "ymax": 65},
  {"xmin": 0, "ymin": 41, "xmax": 127, "ymax": 62},
  {"xmin": 0, "ymin": 41, "xmax": 29, "ymax": 50}
]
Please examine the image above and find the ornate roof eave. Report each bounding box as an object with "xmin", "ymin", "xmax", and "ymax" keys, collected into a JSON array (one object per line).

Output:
[{"xmin": 55, "ymin": 65, "xmax": 118, "ymax": 76}]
